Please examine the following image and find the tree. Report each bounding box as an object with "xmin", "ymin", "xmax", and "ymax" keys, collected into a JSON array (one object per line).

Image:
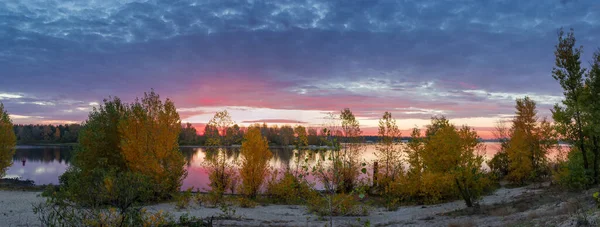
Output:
[
  {"xmin": 239, "ymin": 127, "xmax": 272, "ymax": 199},
  {"xmin": 54, "ymin": 90, "xmax": 187, "ymax": 211},
  {"xmin": 586, "ymin": 49, "xmax": 600, "ymax": 182},
  {"xmin": 75, "ymin": 97, "xmax": 128, "ymax": 172},
  {"xmin": 203, "ymin": 111, "xmax": 238, "ymax": 203},
  {"xmin": 505, "ymin": 97, "xmax": 556, "ymax": 184},
  {"xmin": 307, "ymin": 128, "xmax": 319, "ymax": 145},
  {"xmin": 294, "ymin": 125, "xmax": 308, "ymax": 148},
  {"xmin": 179, "ymin": 123, "xmax": 198, "ymax": 145},
  {"xmin": 405, "ymin": 128, "xmax": 424, "ymax": 197},
  {"xmin": 374, "ymin": 111, "xmax": 403, "ymax": 189},
  {"xmin": 226, "ymin": 124, "xmax": 243, "ymax": 145},
  {"xmin": 204, "ymin": 147, "xmax": 237, "ymax": 203},
  {"xmin": 422, "ymin": 117, "xmax": 487, "ymax": 208},
  {"xmin": 278, "ymin": 125, "xmax": 294, "ymax": 146},
  {"xmin": 551, "ymin": 28, "xmax": 589, "ymax": 174},
  {"xmin": 53, "ymin": 126, "xmax": 61, "ymax": 142},
  {"xmin": 206, "ymin": 110, "xmax": 234, "ymax": 146},
  {"xmin": 118, "ymin": 90, "xmax": 187, "ymax": 198},
  {"xmin": 338, "ymin": 108, "xmax": 364, "ymax": 193},
  {"xmin": 0, "ymin": 102, "xmax": 16, "ymax": 177},
  {"xmin": 42, "ymin": 125, "xmax": 53, "ymax": 141}
]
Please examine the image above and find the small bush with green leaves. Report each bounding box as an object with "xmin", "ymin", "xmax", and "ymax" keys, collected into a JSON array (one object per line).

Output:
[{"xmin": 553, "ymin": 149, "xmax": 593, "ymax": 190}]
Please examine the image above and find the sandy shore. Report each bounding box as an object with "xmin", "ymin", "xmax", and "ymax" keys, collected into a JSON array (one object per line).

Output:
[{"xmin": 2, "ymin": 184, "xmax": 598, "ymax": 226}]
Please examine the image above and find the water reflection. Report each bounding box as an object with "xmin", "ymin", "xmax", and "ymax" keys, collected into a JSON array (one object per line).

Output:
[
  {"xmin": 4, "ymin": 143, "xmax": 569, "ymax": 190},
  {"xmin": 12, "ymin": 146, "xmax": 73, "ymax": 165},
  {"xmin": 5, "ymin": 146, "xmax": 73, "ymax": 185}
]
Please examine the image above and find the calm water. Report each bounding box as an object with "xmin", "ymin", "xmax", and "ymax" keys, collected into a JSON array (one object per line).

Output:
[{"xmin": 5, "ymin": 143, "xmax": 567, "ymax": 191}]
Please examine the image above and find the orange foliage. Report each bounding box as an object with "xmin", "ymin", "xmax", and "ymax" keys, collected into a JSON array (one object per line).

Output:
[
  {"xmin": 0, "ymin": 102, "xmax": 16, "ymax": 177},
  {"xmin": 239, "ymin": 127, "xmax": 272, "ymax": 199},
  {"xmin": 118, "ymin": 90, "xmax": 187, "ymax": 197}
]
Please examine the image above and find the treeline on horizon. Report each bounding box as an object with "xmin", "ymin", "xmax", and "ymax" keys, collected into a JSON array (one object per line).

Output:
[
  {"xmin": 12, "ymin": 124, "xmax": 81, "ymax": 144},
  {"xmin": 13, "ymin": 122, "xmax": 417, "ymax": 146},
  {"xmin": 15, "ymin": 123, "xmax": 504, "ymax": 146}
]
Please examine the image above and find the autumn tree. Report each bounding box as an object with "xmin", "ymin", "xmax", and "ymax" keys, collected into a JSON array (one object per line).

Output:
[
  {"xmin": 422, "ymin": 117, "xmax": 487, "ymax": 208},
  {"xmin": 374, "ymin": 111, "xmax": 403, "ymax": 190},
  {"xmin": 294, "ymin": 125, "xmax": 308, "ymax": 148},
  {"xmin": 118, "ymin": 90, "xmax": 187, "ymax": 198},
  {"xmin": 56, "ymin": 91, "xmax": 187, "ymax": 209},
  {"xmin": 505, "ymin": 97, "xmax": 556, "ymax": 184},
  {"xmin": 239, "ymin": 127, "xmax": 272, "ymax": 199},
  {"xmin": 205, "ymin": 110, "xmax": 234, "ymax": 146},
  {"xmin": 0, "ymin": 102, "xmax": 16, "ymax": 177}
]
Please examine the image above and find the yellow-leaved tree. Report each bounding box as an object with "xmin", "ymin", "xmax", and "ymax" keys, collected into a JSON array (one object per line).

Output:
[
  {"xmin": 118, "ymin": 90, "xmax": 187, "ymax": 198},
  {"xmin": 422, "ymin": 117, "xmax": 488, "ymax": 208},
  {"xmin": 506, "ymin": 97, "xmax": 556, "ymax": 184},
  {"xmin": 240, "ymin": 127, "xmax": 272, "ymax": 199},
  {"xmin": 0, "ymin": 102, "xmax": 16, "ymax": 177}
]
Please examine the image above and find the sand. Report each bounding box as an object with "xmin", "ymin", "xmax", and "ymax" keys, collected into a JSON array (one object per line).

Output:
[{"xmin": 1, "ymin": 184, "xmax": 597, "ymax": 226}]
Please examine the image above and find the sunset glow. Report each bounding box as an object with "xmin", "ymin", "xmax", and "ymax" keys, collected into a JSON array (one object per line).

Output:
[{"xmin": 1, "ymin": 1, "xmax": 599, "ymax": 139}]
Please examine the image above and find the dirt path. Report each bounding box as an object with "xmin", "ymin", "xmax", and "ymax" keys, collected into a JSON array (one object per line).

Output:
[{"xmin": 1, "ymin": 184, "xmax": 597, "ymax": 226}]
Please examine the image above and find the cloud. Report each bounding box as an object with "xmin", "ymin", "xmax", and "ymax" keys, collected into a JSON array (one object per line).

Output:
[{"xmin": 1, "ymin": 0, "xmax": 599, "ymax": 129}]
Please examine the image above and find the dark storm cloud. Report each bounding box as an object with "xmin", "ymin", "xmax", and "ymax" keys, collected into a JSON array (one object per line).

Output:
[{"xmin": 0, "ymin": 0, "xmax": 599, "ymax": 123}]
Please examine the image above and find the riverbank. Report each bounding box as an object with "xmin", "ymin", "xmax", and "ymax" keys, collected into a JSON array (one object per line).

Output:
[{"xmin": 3, "ymin": 182, "xmax": 598, "ymax": 226}]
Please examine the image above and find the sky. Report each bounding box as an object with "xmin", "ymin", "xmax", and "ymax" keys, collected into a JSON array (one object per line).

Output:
[{"xmin": 1, "ymin": 0, "xmax": 599, "ymax": 138}]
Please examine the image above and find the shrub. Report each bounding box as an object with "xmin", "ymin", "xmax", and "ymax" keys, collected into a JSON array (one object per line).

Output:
[
  {"xmin": 237, "ymin": 197, "xmax": 258, "ymax": 208},
  {"xmin": 553, "ymin": 149, "xmax": 593, "ymax": 190},
  {"xmin": 420, "ymin": 172, "xmax": 457, "ymax": 204},
  {"xmin": 35, "ymin": 171, "xmax": 169, "ymax": 227},
  {"xmin": 54, "ymin": 168, "xmax": 155, "ymax": 207},
  {"xmin": 204, "ymin": 148, "xmax": 238, "ymax": 205},
  {"xmin": 382, "ymin": 175, "xmax": 410, "ymax": 210},
  {"xmin": 175, "ymin": 188, "xmax": 194, "ymax": 209},
  {"xmin": 266, "ymin": 170, "xmax": 314, "ymax": 204},
  {"xmin": 307, "ymin": 193, "xmax": 368, "ymax": 217},
  {"xmin": 488, "ymin": 150, "xmax": 509, "ymax": 179}
]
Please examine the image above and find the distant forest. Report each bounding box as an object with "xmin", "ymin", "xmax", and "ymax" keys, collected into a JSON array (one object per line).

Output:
[
  {"xmin": 13, "ymin": 123, "xmax": 497, "ymax": 146},
  {"xmin": 13, "ymin": 124, "xmax": 81, "ymax": 144}
]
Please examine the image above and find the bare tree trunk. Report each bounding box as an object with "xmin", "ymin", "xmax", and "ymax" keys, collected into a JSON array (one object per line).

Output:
[
  {"xmin": 593, "ymin": 136, "xmax": 599, "ymax": 184},
  {"xmin": 575, "ymin": 110, "xmax": 589, "ymax": 171},
  {"xmin": 455, "ymin": 177, "xmax": 472, "ymax": 208}
]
